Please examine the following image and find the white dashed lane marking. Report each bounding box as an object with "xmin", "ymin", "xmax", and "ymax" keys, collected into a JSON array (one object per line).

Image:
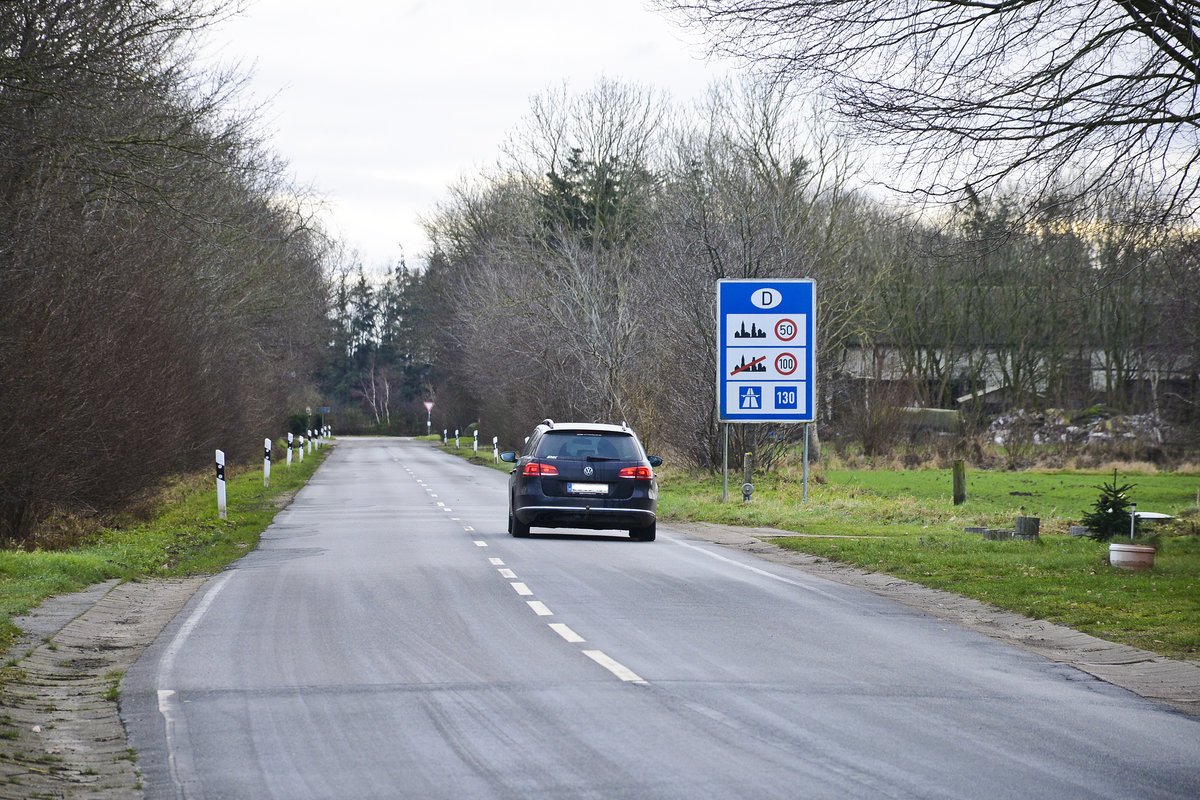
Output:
[
  {"xmin": 583, "ymin": 650, "xmax": 646, "ymax": 684},
  {"xmin": 527, "ymin": 601, "xmax": 553, "ymax": 616},
  {"xmin": 549, "ymin": 623, "xmax": 585, "ymax": 643},
  {"xmin": 412, "ymin": 465, "xmax": 645, "ymax": 685}
]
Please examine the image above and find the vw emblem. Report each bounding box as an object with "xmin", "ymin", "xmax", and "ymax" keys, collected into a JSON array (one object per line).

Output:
[{"xmin": 583, "ymin": 466, "xmax": 594, "ymax": 477}]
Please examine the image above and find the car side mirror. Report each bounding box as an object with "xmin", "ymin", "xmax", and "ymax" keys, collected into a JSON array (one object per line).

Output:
[
  {"xmin": 499, "ymin": 451, "xmax": 517, "ymax": 463},
  {"xmin": 648, "ymin": 456, "xmax": 662, "ymax": 467}
]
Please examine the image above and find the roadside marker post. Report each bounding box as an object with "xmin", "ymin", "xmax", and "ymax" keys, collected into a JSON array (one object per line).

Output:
[
  {"xmin": 287, "ymin": 433, "xmax": 294, "ymax": 468},
  {"xmin": 263, "ymin": 437, "xmax": 272, "ymax": 487},
  {"xmin": 215, "ymin": 450, "xmax": 227, "ymax": 520}
]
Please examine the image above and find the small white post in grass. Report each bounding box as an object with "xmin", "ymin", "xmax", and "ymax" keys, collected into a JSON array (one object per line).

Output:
[
  {"xmin": 455, "ymin": 429, "xmax": 460, "ymax": 448},
  {"xmin": 493, "ymin": 436, "xmax": 499, "ymax": 463},
  {"xmin": 299, "ymin": 436, "xmax": 305, "ymax": 462},
  {"xmin": 443, "ymin": 429, "xmax": 447, "ymax": 444},
  {"xmin": 287, "ymin": 433, "xmax": 294, "ymax": 468},
  {"xmin": 473, "ymin": 430, "xmax": 478, "ymax": 455},
  {"xmin": 216, "ymin": 449, "xmax": 227, "ymax": 520},
  {"xmin": 263, "ymin": 437, "xmax": 272, "ymax": 487}
]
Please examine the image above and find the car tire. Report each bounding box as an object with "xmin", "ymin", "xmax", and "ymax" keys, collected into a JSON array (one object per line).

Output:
[
  {"xmin": 630, "ymin": 521, "xmax": 656, "ymax": 542},
  {"xmin": 510, "ymin": 511, "xmax": 530, "ymax": 538}
]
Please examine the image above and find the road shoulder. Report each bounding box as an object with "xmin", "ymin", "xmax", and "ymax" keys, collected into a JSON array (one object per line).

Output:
[
  {"xmin": 0, "ymin": 577, "xmax": 206, "ymax": 799},
  {"xmin": 671, "ymin": 521, "xmax": 1200, "ymax": 717}
]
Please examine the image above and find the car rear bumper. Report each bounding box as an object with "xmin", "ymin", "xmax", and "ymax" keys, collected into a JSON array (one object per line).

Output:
[{"xmin": 514, "ymin": 503, "xmax": 656, "ymax": 530}]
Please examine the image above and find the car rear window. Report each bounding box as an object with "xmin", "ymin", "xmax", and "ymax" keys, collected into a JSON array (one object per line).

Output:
[{"xmin": 534, "ymin": 431, "xmax": 641, "ymax": 461}]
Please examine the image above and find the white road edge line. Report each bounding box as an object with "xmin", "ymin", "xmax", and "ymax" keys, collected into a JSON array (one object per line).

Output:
[
  {"xmin": 583, "ymin": 650, "xmax": 646, "ymax": 684},
  {"xmin": 157, "ymin": 571, "xmax": 234, "ymax": 799},
  {"xmin": 498, "ymin": 568, "xmax": 517, "ymax": 579},
  {"xmin": 673, "ymin": 539, "xmax": 845, "ymax": 601},
  {"xmin": 549, "ymin": 623, "xmax": 585, "ymax": 643},
  {"xmin": 511, "ymin": 582, "xmax": 533, "ymax": 596},
  {"xmin": 526, "ymin": 601, "xmax": 553, "ymax": 616}
]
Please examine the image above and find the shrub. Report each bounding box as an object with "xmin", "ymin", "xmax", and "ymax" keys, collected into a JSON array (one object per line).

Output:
[{"xmin": 1080, "ymin": 469, "xmax": 1137, "ymax": 541}]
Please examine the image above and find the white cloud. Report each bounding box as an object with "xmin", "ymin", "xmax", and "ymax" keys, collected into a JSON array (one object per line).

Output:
[{"xmin": 203, "ymin": 0, "xmax": 733, "ymax": 268}]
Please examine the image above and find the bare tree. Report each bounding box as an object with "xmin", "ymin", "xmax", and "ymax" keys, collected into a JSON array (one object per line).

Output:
[
  {"xmin": 649, "ymin": 80, "xmax": 874, "ymax": 467},
  {"xmin": 0, "ymin": 1, "xmax": 329, "ymax": 541},
  {"xmin": 421, "ymin": 80, "xmax": 670, "ymax": 440},
  {"xmin": 657, "ymin": 1, "xmax": 1200, "ymax": 221}
]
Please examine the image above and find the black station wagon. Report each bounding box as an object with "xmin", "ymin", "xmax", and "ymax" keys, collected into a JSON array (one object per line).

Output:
[{"xmin": 500, "ymin": 420, "xmax": 662, "ymax": 541}]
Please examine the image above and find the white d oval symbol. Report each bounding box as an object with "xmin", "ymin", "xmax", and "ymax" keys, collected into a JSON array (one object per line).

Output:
[{"xmin": 751, "ymin": 288, "xmax": 781, "ymax": 309}]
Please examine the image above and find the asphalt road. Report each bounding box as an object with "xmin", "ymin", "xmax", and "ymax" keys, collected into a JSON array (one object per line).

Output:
[{"xmin": 123, "ymin": 437, "xmax": 1200, "ymax": 799}]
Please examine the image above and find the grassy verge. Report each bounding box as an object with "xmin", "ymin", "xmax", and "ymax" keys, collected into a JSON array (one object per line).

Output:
[
  {"xmin": 430, "ymin": 436, "xmax": 511, "ymax": 471},
  {"xmin": 0, "ymin": 446, "xmax": 330, "ymax": 654},
  {"xmin": 658, "ymin": 465, "xmax": 1200, "ymax": 661}
]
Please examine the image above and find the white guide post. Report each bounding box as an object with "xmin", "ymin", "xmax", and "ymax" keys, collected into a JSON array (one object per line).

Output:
[
  {"xmin": 215, "ymin": 449, "xmax": 227, "ymax": 520},
  {"xmin": 263, "ymin": 437, "xmax": 272, "ymax": 487}
]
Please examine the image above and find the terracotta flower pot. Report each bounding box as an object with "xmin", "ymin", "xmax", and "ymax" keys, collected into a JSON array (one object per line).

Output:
[{"xmin": 1109, "ymin": 542, "xmax": 1156, "ymax": 571}]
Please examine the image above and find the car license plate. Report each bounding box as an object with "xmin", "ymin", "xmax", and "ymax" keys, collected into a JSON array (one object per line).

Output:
[{"xmin": 568, "ymin": 482, "xmax": 607, "ymax": 495}]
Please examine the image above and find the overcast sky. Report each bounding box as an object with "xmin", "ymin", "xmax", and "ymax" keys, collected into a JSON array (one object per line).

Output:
[{"xmin": 201, "ymin": 0, "xmax": 738, "ymax": 270}]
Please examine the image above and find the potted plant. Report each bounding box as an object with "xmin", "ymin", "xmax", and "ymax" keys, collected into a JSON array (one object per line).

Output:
[{"xmin": 1080, "ymin": 469, "xmax": 1155, "ymax": 570}]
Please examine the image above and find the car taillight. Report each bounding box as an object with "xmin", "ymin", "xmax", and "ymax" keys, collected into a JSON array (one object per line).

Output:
[
  {"xmin": 619, "ymin": 465, "xmax": 653, "ymax": 479},
  {"xmin": 523, "ymin": 462, "xmax": 559, "ymax": 476}
]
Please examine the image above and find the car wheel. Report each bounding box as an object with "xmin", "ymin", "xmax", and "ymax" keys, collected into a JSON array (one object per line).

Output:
[
  {"xmin": 510, "ymin": 511, "xmax": 530, "ymax": 538},
  {"xmin": 630, "ymin": 521, "xmax": 656, "ymax": 542}
]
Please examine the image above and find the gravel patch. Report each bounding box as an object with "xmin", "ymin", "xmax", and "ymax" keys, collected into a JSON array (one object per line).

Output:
[{"xmin": 0, "ymin": 578, "xmax": 205, "ymax": 799}]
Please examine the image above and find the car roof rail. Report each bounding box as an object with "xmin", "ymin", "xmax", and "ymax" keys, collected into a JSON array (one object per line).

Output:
[{"xmin": 542, "ymin": 418, "xmax": 554, "ymax": 428}]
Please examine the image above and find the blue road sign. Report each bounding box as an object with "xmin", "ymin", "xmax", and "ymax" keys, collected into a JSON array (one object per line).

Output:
[{"xmin": 717, "ymin": 279, "xmax": 816, "ymax": 422}]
